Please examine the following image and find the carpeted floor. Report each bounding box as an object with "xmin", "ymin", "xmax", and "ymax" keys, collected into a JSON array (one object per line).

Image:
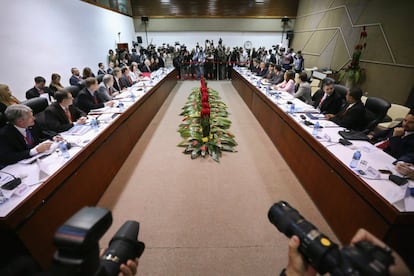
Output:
[{"xmin": 97, "ymin": 80, "xmax": 338, "ymax": 276}]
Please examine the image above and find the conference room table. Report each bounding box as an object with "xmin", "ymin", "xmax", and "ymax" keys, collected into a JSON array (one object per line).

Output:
[
  {"xmin": 0, "ymin": 67, "xmax": 177, "ymax": 268},
  {"xmin": 231, "ymin": 67, "xmax": 414, "ymax": 265}
]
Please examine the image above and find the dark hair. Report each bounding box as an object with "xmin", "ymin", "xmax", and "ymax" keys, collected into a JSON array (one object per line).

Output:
[
  {"xmin": 82, "ymin": 67, "xmax": 93, "ymax": 78},
  {"xmin": 348, "ymin": 87, "xmax": 363, "ymax": 102},
  {"xmin": 275, "ymin": 64, "xmax": 282, "ymax": 71},
  {"xmin": 51, "ymin": 73, "xmax": 61, "ymax": 82},
  {"xmin": 299, "ymin": 72, "xmax": 308, "ymax": 82},
  {"xmin": 268, "ymin": 63, "xmax": 275, "ymax": 67},
  {"xmin": 285, "ymin": 70, "xmax": 295, "ymax": 81},
  {"xmin": 322, "ymin": 77, "xmax": 335, "ymax": 87},
  {"xmin": 98, "ymin": 62, "xmax": 103, "ymax": 67},
  {"xmin": 85, "ymin": 77, "xmax": 97, "ymax": 88},
  {"xmin": 34, "ymin": 76, "xmax": 46, "ymax": 84},
  {"xmin": 54, "ymin": 90, "xmax": 71, "ymax": 103},
  {"xmin": 121, "ymin": 67, "xmax": 129, "ymax": 74}
]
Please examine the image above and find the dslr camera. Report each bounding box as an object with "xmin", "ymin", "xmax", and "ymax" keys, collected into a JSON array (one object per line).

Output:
[
  {"xmin": 268, "ymin": 201, "xmax": 394, "ymax": 276},
  {"xmin": 51, "ymin": 207, "xmax": 145, "ymax": 276}
]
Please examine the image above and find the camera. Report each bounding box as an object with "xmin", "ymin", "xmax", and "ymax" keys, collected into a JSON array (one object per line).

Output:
[
  {"xmin": 51, "ymin": 207, "xmax": 145, "ymax": 276},
  {"xmin": 268, "ymin": 201, "xmax": 394, "ymax": 276}
]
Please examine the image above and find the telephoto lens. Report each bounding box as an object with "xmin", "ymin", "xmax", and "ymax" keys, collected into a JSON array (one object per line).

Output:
[
  {"xmin": 268, "ymin": 201, "xmax": 343, "ymax": 274},
  {"xmin": 100, "ymin": 221, "xmax": 145, "ymax": 275}
]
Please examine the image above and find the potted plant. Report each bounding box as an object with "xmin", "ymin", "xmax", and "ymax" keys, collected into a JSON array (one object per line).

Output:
[{"xmin": 339, "ymin": 26, "xmax": 368, "ymax": 88}]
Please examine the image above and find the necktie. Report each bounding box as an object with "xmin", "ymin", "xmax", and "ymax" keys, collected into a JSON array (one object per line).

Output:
[
  {"xmin": 108, "ymin": 87, "xmax": 112, "ymax": 96},
  {"xmin": 93, "ymin": 92, "xmax": 98, "ymax": 104},
  {"xmin": 319, "ymin": 94, "xmax": 327, "ymax": 109},
  {"xmin": 376, "ymin": 139, "xmax": 390, "ymax": 149},
  {"xmin": 65, "ymin": 107, "xmax": 73, "ymax": 123},
  {"xmin": 25, "ymin": 129, "xmax": 34, "ymax": 147}
]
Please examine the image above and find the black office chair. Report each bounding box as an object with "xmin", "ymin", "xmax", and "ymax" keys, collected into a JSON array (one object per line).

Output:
[
  {"xmin": 0, "ymin": 112, "xmax": 6, "ymax": 128},
  {"xmin": 362, "ymin": 96, "xmax": 391, "ymax": 132},
  {"xmin": 22, "ymin": 97, "xmax": 49, "ymax": 115},
  {"xmin": 64, "ymin": 85, "xmax": 81, "ymax": 98},
  {"xmin": 96, "ymin": 74, "xmax": 104, "ymax": 84},
  {"xmin": 334, "ymin": 84, "xmax": 348, "ymax": 101}
]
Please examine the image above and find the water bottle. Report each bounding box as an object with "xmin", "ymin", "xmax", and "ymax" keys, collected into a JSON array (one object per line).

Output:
[
  {"xmin": 275, "ymin": 92, "xmax": 281, "ymax": 103},
  {"xmin": 59, "ymin": 142, "xmax": 70, "ymax": 159},
  {"xmin": 266, "ymin": 85, "xmax": 270, "ymax": 96},
  {"xmin": 130, "ymin": 92, "xmax": 136, "ymax": 102},
  {"xmin": 350, "ymin": 150, "xmax": 362, "ymax": 168},
  {"xmin": 118, "ymin": 101, "xmax": 124, "ymax": 112},
  {"xmin": 90, "ymin": 118, "xmax": 99, "ymax": 132},
  {"xmin": 256, "ymin": 79, "xmax": 261, "ymax": 88},
  {"xmin": 289, "ymin": 103, "xmax": 295, "ymax": 114},
  {"xmin": 312, "ymin": 121, "xmax": 320, "ymax": 136}
]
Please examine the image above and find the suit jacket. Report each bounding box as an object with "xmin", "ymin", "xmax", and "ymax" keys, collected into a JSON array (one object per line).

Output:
[
  {"xmin": 256, "ymin": 67, "xmax": 268, "ymax": 77},
  {"xmin": 373, "ymin": 123, "xmax": 414, "ymax": 159},
  {"xmin": 44, "ymin": 102, "xmax": 85, "ymax": 133},
  {"xmin": 312, "ymin": 89, "xmax": 344, "ymax": 115},
  {"xmin": 140, "ymin": 65, "xmax": 152, "ymax": 73},
  {"xmin": 97, "ymin": 83, "xmax": 113, "ymax": 102},
  {"xmin": 270, "ymin": 72, "xmax": 284, "ymax": 85},
  {"xmin": 69, "ymin": 75, "xmax": 82, "ymax": 86},
  {"xmin": 76, "ymin": 88, "xmax": 104, "ymax": 113},
  {"xmin": 0, "ymin": 123, "xmax": 47, "ymax": 167},
  {"xmin": 25, "ymin": 87, "xmax": 42, "ymax": 99},
  {"xmin": 294, "ymin": 82, "xmax": 312, "ymax": 105},
  {"xmin": 331, "ymin": 101, "xmax": 365, "ymax": 131},
  {"xmin": 97, "ymin": 69, "xmax": 106, "ymax": 76},
  {"xmin": 119, "ymin": 76, "xmax": 132, "ymax": 89}
]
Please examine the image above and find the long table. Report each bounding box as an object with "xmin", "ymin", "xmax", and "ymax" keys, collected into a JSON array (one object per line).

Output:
[
  {"xmin": 0, "ymin": 69, "xmax": 177, "ymax": 268},
  {"xmin": 231, "ymin": 68, "xmax": 414, "ymax": 265}
]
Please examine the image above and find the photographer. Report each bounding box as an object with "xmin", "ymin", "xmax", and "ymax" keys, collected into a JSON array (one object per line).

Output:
[{"xmin": 283, "ymin": 228, "xmax": 411, "ymax": 276}]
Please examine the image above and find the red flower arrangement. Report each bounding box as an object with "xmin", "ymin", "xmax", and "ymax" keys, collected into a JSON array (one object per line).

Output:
[{"xmin": 339, "ymin": 26, "xmax": 368, "ymax": 87}]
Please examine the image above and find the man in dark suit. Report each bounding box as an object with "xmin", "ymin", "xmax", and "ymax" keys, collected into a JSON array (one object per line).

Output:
[
  {"xmin": 44, "ymin": 90, "xmax": 87, "ymax": 133},
  {"xmin": 76, "ymin": 77, "xmax": 114, "ymax": 113},
  {"xmin": 312, "ymin": 78, "xmax": 344, "ymax": 115},
  {"xmin": 368, "ymin": 110, "xmax": 414, "ymax": 160},
  {"xmin": 119, "ymin": 67, "xmax": 134, "ymax": 89},
  {"xmin": 69, "ymin": 67, "xmax": 83, "ymax": 86},
  {"xmin": 325, "ymin": 87, "xmax": 365, "ymax": 131},
  {"xmin": 97, "ymin": 62, "xmax": 106, "ymax": 76},
  {"xmin": 25, "ymin": 76, "xmax": 47, "ymax": 99},
  {"xmin": 112, "ymin": 67, "xmax": 123, "ymax": 92},
  {"xmin": 0, "ymin": 104, "xmax": 55, "ymax": 167}
]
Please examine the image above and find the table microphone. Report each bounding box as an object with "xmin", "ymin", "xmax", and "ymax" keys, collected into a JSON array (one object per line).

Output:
[{"xmin": 0, "ymin": 171, "xmax": 22, "ymax": 190}]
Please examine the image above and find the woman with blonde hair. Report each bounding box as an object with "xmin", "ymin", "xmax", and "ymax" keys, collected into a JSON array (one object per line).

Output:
[
  {"xmin": 0, "ymin": 84, "xmax": 20, "ymax": 113},
  {"xmin": 49, "ymin": 73, "xmax": 64, "ymax": 94}
]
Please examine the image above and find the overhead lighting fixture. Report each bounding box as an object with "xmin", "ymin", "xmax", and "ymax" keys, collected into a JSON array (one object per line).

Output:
[
  {"xmin": 161, "ymin": 0, "xmax": 170, "ymax": 3},
  {"xmin": 256, "ymin": 0, "xmax": 265, "ymax": 3}
]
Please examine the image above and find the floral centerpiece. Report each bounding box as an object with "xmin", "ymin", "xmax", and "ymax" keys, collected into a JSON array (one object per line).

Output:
[
  {"xmin": 177, "ymin": 78, "xmax": 237, "ymax": 162},
  {"xmin": 339, "ymin": 26, "xmax": 368, "ymax": 88}
]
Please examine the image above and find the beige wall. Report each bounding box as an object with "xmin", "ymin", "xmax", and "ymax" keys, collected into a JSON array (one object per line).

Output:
[{"xmin": 292, "ymin": 0, "xmax": 414, "ymax": 104}]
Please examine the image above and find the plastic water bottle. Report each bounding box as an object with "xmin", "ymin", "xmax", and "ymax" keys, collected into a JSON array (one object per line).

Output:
[
  {"xmin": 350, "ymin": 150, "xmax": 362, "ymax": 168},
  {"xmin": 289, "ymin": 103, "xmax": 295, "ymax": 114},
  {"xmin": 59, "ymin": 142, "xmax": 70, "ymax": 159},
  {"xmin": 256, "ymin": 79, "xmax": 261, "ymax": 88},
  {"xmin": 266, "ymin": 85, "xmax": 270, "ymax": 95},
  {"xmin": 90, "ymin": 118, "xmax": 99, "ymax": 132},
  {"xmin": 118, "ymin": 101, "xmax": 124, "ymax": 112},
  {"xmin": 312, "ymin": 121, "xmax": 320, "ymax": 136},
  {"xmin": 130, "ymin": 92, "xmax": 136, "ymax": 102}
]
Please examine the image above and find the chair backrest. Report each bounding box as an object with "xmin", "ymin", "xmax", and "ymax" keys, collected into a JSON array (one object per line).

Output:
[
  {"xmin": 363, "ymin": 96, "xmax": 391, "ymax": 131},
  {"xmin": 0, "ymin": 112, "xmax": 6, "ymax": 128},
  {"xmin": 96, "ymin": 74, "xmax": 104, "ymax": 84},
  {"xmin": 334, "ymin": 84, "xmax": 348, "ymax": 101},
  {"xmin": 64, "ymin": 85, "xmax": 81, "ymax": 98},
  {"xmin": 387, "ymin": 103, "xmax": 410, "ymax": 121},
  {"xmin": 22, "ymin": 97, "xmax": 49, "ymax": 115}
]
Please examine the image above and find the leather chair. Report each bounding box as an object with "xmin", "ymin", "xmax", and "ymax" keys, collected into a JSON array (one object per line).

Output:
[
  {"xmin": 96, "ymin": 74, "xmax": 104, "ymax": 84},
  {"xmin": 334, "ymin": 84, "xmax": 348, "ymax": 101},
  {"xmin": 64, "ymin": 85, "xmax": 81, "ymax": 98},
  {"xmin": 363, "ymin": 96, "xmax": 391, "ymax": 132},
  {"xmin": 0, "ymin": 112, "xmax": 6, "ymax": 128},
  {"xmin": 22, "ymin": 97, "xmax": 49, "ymax": 115}
]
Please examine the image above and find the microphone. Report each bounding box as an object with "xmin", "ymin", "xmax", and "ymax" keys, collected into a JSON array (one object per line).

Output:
[{"xmin": 0, "ymin": 171, "xmax": 22, "ymax": 190}]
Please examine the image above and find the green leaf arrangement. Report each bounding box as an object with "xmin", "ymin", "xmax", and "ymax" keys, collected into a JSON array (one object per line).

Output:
[{"xmin": 177, "ymin": 80, "xmax": 237, "ymax": 162}]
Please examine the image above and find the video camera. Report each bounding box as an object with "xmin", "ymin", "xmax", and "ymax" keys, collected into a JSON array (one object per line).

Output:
[
  {"xmin": 268, "ymin": 201, "xmax": 394, "ymax": 276},
  {"xmin": 51, "ymin": 207, "xmax": 145, "ymax": 276}
]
